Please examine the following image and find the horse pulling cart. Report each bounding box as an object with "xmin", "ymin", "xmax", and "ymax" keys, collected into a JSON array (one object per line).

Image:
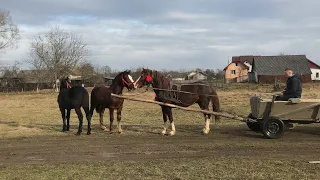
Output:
[{"xmin": 112, "ymin": 92, "xmax": 320, "ymax": 139}]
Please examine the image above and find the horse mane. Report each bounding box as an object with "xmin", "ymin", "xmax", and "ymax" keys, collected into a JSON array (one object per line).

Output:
[
  {"xmin": 110, "ymin": 72, "xmax": 123, "ymax": 86},
  {"xmin": 149, "ymin": 70, "xmax": 171, "ymax": 91}
]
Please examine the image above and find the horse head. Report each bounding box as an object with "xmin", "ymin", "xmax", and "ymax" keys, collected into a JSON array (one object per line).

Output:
[
  {"xmin": 113, "ymin": 70, "xmax": 135, "ymax": 91},
  {"xmin": 134, "ymin": 68, "xmax": 153, "ymax": 89},
  {"xmin": 59, "ymin": 76, "xmax": 72, "ymax": 90}
]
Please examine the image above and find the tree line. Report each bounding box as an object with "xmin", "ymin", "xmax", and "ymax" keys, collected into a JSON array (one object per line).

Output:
[{"xmin": 0, "ymin": 10, "xmax": 224, "ymax": 87}]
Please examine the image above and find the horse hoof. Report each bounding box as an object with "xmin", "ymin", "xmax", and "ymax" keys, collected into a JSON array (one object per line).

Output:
[
  {"xmin": 100, "ymin": 126, "xmax": 107, "ymax": 130},
  {"xmin": 87, "ymin": 131, "xmax": 91, "ymax": 135},
  {"xmin": 76, "ymin": 132, "xmax": 81, "ymax": 136},
  {"xmin": 202, "ymin": 129, "xmax": 210, "ymax": 135},
  {"xmin": 161, "ymin": 130, "xmax": 167, "ymax": 135},
  {"xmin": 169, "ymin": 131, "xmax": 176, "ymax": 136}
]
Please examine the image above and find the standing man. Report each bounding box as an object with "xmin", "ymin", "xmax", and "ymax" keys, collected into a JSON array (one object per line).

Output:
[{"xmin": 276, "ymin": 68, "xmax": 302, "ymax": 101}]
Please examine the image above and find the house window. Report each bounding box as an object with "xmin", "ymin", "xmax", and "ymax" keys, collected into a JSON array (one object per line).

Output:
[
  {"xmin": 316, "ymin": 72, "xmax": 319, "ymax": 78},
  {"xmin": 231, "ymin": 70, "xmax": 236, "ymax": 75}
]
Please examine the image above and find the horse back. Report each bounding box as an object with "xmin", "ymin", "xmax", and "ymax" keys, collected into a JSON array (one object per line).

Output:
[
  {"xmin": 90, "ymin": 86, "xmax": 123, "ymax": 108},
  {"xmin": 58, "ymin": 87, "xmax": 89, "ymax": 109}
]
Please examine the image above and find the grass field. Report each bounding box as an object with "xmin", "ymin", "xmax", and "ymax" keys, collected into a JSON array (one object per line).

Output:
[{"xmin": 0, "ymin": 84, "xmax": 320, "ymax": 179}]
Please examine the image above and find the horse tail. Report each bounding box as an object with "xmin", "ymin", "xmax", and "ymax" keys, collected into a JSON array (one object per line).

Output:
[
  {"xmin": 89, "ymin": 88, "xmax": 97, "ymax": 116},
  {"xmin": 82, "ymin": 88, "xmax": 90, "ymax": 116},
  {"xmin": 89, "ymin": 87, "xmax": 104, "ymax": 115},
  {"xmin": 210, "ymin": 88, "xmax": 221, "ymax": 123}
]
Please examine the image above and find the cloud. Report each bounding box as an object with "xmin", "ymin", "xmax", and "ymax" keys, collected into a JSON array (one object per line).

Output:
[{"xmin": 1, "ymin": 0, "xmax": 320, "ymax": 71}]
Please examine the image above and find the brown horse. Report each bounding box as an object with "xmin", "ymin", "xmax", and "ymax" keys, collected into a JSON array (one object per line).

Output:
[
  {"xmin": 134, "ymin": 68, "xmax": 221, "ymax": 136},
  {"xmin": 89, "ymin": 70, "xmax": 135, "ymax": 133}
]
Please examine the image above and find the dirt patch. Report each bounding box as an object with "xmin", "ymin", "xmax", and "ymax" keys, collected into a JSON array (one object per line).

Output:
[{"xmin": 1, "ymin": 125, "xmax": 320, "ymax": 166}]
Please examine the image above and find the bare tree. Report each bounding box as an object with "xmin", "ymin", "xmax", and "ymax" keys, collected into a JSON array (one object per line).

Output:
[
  {"xmin": 215, "ymin": 69, "xmax": 224, "ymax": 79},
  {"xmin": 94, "ymin": 64, "xmax": 112, "ymax": 77},
  {"xmin": 2, "ymin": 60, "xmax": 20, "ymax": 77},
  {"xmin": 28, "ymin": 26, "xmax": 89, "ymax": 82},
  {"xmin": 24, "ymin": 54, "xmax": 47, "ymax": 91},
  {"xmin": 0, "ymin": 10, "xmax": 20, "ymax": 52}
]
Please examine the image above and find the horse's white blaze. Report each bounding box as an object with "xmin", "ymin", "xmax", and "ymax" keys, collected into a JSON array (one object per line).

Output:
[
  {"xmin": 128, "ymin": 75, "xmax": 134, "ymax": 83},
  {"xmin": 134, "ymin": 76, "xmax": 141, "ymax": 88}
]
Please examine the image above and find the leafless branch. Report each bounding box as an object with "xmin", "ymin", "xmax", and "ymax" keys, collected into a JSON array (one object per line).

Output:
[
  {"xmin": 26, "ymin": 26, "xmax": 89, "ymax": 82},
  {"xmin": 0, "ymin": 10, "xmax": 20, "ymax": 51}
]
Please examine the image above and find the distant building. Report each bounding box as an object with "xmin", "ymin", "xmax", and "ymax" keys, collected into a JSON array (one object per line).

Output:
[
  {"xmin": 224, "ymin": 54, "xmax": 320, "ymax": 83},
  {"xmin": 185, "ymin": 70, "xmax": 207, "ymax": 81}
]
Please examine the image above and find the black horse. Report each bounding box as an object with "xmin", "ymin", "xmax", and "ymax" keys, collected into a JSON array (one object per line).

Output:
[
  {"xmin": 57, "ymin": 77, "xmax": 91, "ymax": 135},
  {"xmin": 134, "ymin": 68, "xmax": 221, "ymax": 136},
  {"xmin": 89, "ymin": 70, "xmax": 135, "ymax": 133}
]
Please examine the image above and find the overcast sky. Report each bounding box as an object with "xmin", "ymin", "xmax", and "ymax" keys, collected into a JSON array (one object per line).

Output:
[{"xmin": 1, "ymin": 0, "xmax": 320, "ymax": 71}]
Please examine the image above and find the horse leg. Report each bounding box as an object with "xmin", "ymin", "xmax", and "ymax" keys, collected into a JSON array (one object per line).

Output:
[
  {"xmin": 168, "ymin": 108, "xmax": 176, "ymax": 136},
  {"xmin": 109, "ymin": 108, "xmax": 114, "ymax": 132},
  {"xmin": 66, "ymin": 109, "xmax": 71, "ymax": 131},
  {"xmin": 161, "ymin": 106, "xmax": 169, "ymax": 135},
  {"xmin": 202, "ymin": 113, "xmax": 211, "ymax": 134},
  {"xmin": 60, "ymin": 108, "xmax": 67, "ymax": 132},
  {"xmin": 75, "ymin": 107, "xmax": 83, "ymax": 136},
  {"xmin": 83, "ymin": 106, "xmax": 91, "ymax": 135},
  {"xmin": 198, "ymin": 100, "xmax": 211, "ymax": 134},
  {"xmin": 117, "ymin": 106, "xmax": 123, "ymax": 134},
  {"xmin": 99, "ymin": 108, "xmax": 106, "ymax": 130}
]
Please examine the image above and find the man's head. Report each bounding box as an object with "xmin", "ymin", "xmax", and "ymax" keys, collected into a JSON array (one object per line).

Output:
[{"xmin": 284, "ymin": 68, "xmax": 293, "ymax": 77}]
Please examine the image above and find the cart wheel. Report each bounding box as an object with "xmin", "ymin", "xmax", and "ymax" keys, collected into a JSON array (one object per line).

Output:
[
  {"xmin": 246, "ymin": 113, "xmax": 261, "ymax": 131},
  {"xmin": 261, "ymin": 118, "xmax": 284, "ymax": 139}
]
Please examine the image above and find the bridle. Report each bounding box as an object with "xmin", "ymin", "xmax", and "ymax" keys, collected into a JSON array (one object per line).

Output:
[
  {"xmin": 66, "ymin": 81, "xmax": 72, "ymax": 88},
  {"xmin": 122, "ymin": 74, "xmax": 134, "ymax": 86}
]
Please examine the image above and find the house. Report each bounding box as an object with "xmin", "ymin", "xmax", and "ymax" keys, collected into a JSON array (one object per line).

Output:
[
  {"xmin": 68, "ymin": 75, "xmax": 83, "ymax": 86},
  {"xmin": 249, "ymin": 55, "xmax": 312, "ymax": 83},
  {"xmin": 223, "ymin": 58, "xmax": 250, "ymax": 83},
  {"xmin": 18, "ymin": 70, "xmax": 53, "ymax": 91},
  {"xmin": 104, "ymin": 77, "xmax": 114, "ymax": 86},
  {"xmin": 308, "ymin": 60, "xmax": 320, "ymax": 81},
  {"xmin": 225, "ymin": 54, "xmax": 320, "ymax": 83},
  {"xmin": 185, "ymin": 70, "xmax": 207, "ymax": 81},
  {"xmin": 0, "ymin": 70, "xmax": 22, "ymax": 91}
]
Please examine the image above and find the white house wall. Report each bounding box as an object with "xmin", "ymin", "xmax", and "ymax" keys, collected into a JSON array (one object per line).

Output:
[
  {"xmin": 310, "ymin": 68, "xmax": 320, "ymax": 80},
  {"xmin": 243, "ymin": 61, "xmax": 252, "ymax": 72}
]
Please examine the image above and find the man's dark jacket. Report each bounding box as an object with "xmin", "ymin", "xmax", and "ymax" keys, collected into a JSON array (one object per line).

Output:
[{"xmin": 283, "ymin": 74, "xmax": 302, "ymax": 98}]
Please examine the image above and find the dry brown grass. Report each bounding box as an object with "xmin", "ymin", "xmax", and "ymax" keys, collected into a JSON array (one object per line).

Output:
[
  {"xmin": 1, "ymin": 83, "xmax": 320, "ymax": 138},
  {"xmin": 1, "ymin": 84, "xmax": 320, "ymax": 179}
]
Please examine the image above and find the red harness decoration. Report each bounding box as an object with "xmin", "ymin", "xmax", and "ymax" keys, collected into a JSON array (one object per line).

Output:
[
  {"xmin": 122, "ymin": 75, "xmax": 134, "ymax": 86},
  {"xmin": 66, "ymin": 81, "xmax": 72, "ymax": 88},
  {"xmin": 146, "ymin": 75, "xmax": 152, "ymax": 82}
]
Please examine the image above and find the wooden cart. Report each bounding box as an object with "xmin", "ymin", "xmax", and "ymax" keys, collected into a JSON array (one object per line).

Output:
[{"xmin": 246, "ymin": 95, "xmax": 320, "ymax": 139}]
